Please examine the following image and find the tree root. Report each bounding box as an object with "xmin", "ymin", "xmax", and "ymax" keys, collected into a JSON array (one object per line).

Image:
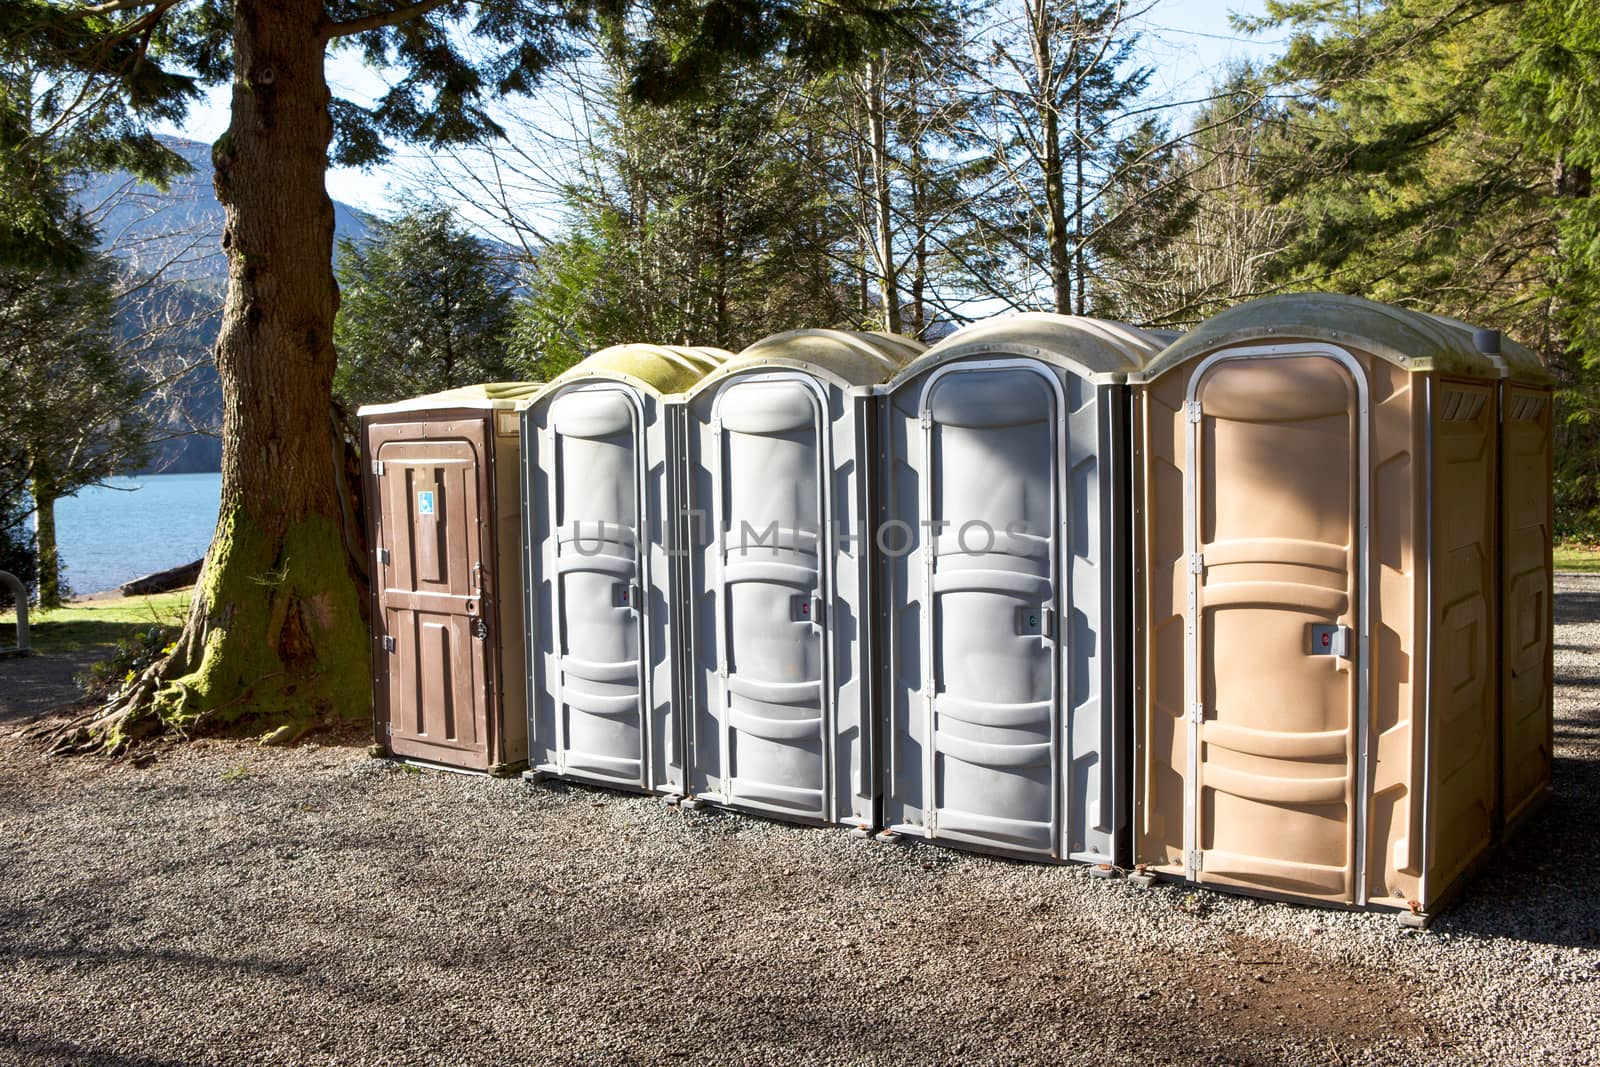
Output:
[{"xmin": 39, "ymin": 509, "xmax": 370, "ymax": 759}]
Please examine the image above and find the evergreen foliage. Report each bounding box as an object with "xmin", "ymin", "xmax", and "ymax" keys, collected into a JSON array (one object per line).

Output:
[{"xmin": 334, "ymin": 205, "xmax": 520, "ymax": 406}]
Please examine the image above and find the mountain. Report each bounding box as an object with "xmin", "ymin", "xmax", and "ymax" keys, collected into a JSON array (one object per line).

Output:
[{"xmin": 82, "ymin": 137, "xmax": 374, "ymax": 473}]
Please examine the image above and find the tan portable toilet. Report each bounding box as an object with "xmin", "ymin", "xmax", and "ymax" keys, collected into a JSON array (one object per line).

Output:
[
  {"xmin": 360, "ymin": 382, "xmax": 543, "ymax": 774},
  {"xmin": 1132, "ymin": 294, "xmax": 1517, "ymax": 917},
  {"xmin": 1422, "ymin": 316, "xmax": 1557, "ymax": 833},
  {"xmin": 521, "ymin": 345, "xmax": 731, "ymax": 797},
  {"xmin": 1488, "ymin": 331, "xmax": 1556, "ymax": 832},
  {"xmin": 675, "ymin": 329, "xmax": 923, "ymax": 828}
]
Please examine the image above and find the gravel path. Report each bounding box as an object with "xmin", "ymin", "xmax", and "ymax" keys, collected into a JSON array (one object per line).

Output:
[
  {"xmin": 3, "ymin": 580, "xmax": 1598, "ymax": 1066},
  {"xmin": 0, "ymin": 645, "xmax": 106, "ymax": 726}
]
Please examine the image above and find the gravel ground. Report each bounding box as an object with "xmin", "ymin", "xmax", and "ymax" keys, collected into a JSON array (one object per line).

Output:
[
  {"xmin": 0, "ymin": 645, "xmax": 110, "ymax": 726},
  {"xmin": 3, "ymin": 580, "xmax": 1599, "ymax": 1066}
]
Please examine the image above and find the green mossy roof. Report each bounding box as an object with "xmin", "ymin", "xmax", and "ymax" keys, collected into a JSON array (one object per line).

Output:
[
  {"xmin": 886, "ymin": 312, "xmax": 1168, "ymax": 387},
  {"xmin": 683, "ymin": 329, "xmax": 925, "ymax": 396},
  {"xmin": 1140, "ymin": 294, "xmax": 1551, "ymax": 384},
  {"xmin": 540, "ymin": 344, "xmax": 733, "ymax": 399}
]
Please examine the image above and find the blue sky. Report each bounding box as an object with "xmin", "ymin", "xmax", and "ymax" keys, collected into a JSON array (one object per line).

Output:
[{"xmin": 155, "ymin": 0, "xmax": 1283, "ymax": 220}]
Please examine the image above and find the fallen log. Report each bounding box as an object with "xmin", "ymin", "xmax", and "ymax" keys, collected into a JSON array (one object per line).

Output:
[{"xmin": 119, "ymin": 559, "xmax": 203, "ymax": 597}]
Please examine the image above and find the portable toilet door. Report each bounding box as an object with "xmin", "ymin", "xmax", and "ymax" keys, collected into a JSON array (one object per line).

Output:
[
  {"xmin": 1133, "ymin": 294, "xmax": 1507, "ymax": 915},
  {"xmin": 522, "ymin": 345, "xmax": 730, "ymax": 796},
  {"xmin": 878, "ymin": 314, "xmax": 1165, "ymax": 863},
  {"xmin": 360, "ymin": 383, "xmax": 543, "ymax": 774},
  {"xmin": 677, "ymin": 329, "xmax": 923, "ymax": 827}
]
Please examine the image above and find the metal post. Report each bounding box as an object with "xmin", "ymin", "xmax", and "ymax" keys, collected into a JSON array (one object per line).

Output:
[{"xmin": 0, "ymin": 570, "xmax": 28, "ymax": 654}]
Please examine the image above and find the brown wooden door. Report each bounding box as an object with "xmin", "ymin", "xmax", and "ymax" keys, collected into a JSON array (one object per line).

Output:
[
  {"xmin": 1189, "ymin": 353, "xmax": 1363, "ymax": 904},
  {"xmin": 372, "ymin": 423, "xmax": 493, "ymax": 769}
]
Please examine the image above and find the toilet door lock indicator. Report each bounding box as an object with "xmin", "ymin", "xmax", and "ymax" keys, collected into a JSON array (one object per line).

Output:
[
  {"xmin": 1308, "ymin": 623, "xmax": 1352, "ymax": 657},
  {"xmin": 1017, "ymin": 605, "xmax": 1056, "ymax": 639}
]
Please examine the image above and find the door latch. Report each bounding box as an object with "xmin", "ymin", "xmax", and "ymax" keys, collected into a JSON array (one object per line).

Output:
[
  {"xmin": 472, "ymin": 618, "xmax": 489, "ymax": 641},
  {"xmin": 614, "ymin": 581, "xmax": 641, "ymax": 611},
  {"xmin": 1014, "ymin": 605, "xmax": 1057, "ymax": 639},
  {"xmin": 792, "ymin": 593, "xmax": 825, "ymax": 626},
  {"xmin": 1308, "ymin": 623, "xmax": 1352, "ymax": 657},
  {"xmin": 380, "ymin": 635, "xmax": 396, "ymax": 652}
]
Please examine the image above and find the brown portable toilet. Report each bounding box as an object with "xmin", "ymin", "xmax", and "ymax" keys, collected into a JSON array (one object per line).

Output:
[
  {"xmin": 1132, "ymin": 294, "xmax": 1517, "ymax": 918},
  {"xmin": 360, "ymin": 382, "xmax": 542, "ymax": 774}
]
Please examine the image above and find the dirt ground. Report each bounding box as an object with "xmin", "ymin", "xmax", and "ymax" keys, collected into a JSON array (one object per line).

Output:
[{"xmin": 1, "ymin": 581, "xmax": 1597, "ymax": 1066}]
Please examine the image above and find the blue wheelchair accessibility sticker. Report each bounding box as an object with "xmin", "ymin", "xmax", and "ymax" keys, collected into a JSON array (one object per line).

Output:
[{"xmin": 417, "ymin": 490, "xmax": 435, "ymax": 516}]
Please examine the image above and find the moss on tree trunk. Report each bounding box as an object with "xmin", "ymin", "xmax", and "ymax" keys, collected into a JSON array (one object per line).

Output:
[{"xmin": 58, "ymin": 0, "xmax": 371, "ymax": 754}]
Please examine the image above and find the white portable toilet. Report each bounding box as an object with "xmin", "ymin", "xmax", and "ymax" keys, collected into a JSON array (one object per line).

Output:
[
  {"xmin": 876, "ymin": 314, "xmax": 1166, "ymax": 863},
  {"xmin": 676, "ymin": 330, "xmax": 924, "ymax": 827},
  {"xmin": 521, "ymin": 344, "xmax": 730, "ymax": 796}
]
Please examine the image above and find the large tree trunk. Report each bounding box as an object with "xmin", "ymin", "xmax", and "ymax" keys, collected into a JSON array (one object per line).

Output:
[
  {"xmin": 62, "ymin": 0, "xmax": 368, "ymax": 753},
  {"xmin": 31, "ymin": 475, "xmax": 60, "ymax": 610}
]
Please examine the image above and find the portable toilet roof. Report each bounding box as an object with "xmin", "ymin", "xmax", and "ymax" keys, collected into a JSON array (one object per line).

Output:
[
  {"xmin": 356, "ymin": 381, "xmax": 545, "ymax": 416},
  {"xmin": 1138, "ymin": 293, "xmax": 1510, "ymax": 382},
  {"xmin": 536, "ymin": 344, "xmax": 731, "ymax": 400},
  {"xmin": 885, "ymin": 311, "xmax": 1166, "ymax": 389},
  {"xmin": 681, "ymin": 328, "xmax": 924, "ymax": 397},
  {"xmin": 1421, "ymin": 312, "xmax": 1555, "ymax": 386}
]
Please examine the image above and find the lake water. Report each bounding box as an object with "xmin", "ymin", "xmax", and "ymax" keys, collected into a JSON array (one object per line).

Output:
[{"xmin": 53, "ymin": 472, "xmax": 221, "ymax": 595}]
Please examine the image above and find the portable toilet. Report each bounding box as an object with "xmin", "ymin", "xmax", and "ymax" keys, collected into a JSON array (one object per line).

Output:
[
  {"xmin": 1478, "ymin": 328, "xmax": 1556, "ymax": 832},
  {"xmin": 360, "ymin": 382, "xmax": 543, "ymax": 774},
  {"xmin": 1423, "ymin": 317, "xmax": 1557, "ymax": 834},
  {"xmin": 521, "ymin": 345, "xmax": 731, "ymax": 796},
  {"xmin": 1131, "ymin": 293, "xmax": 1518, "ymax": 917},
  {"xmin": 676, "ymin": 329, "xmax": 924, "ymax": 828},
  {"xmin": 877, "ymin": 314, "xmax": 1167, "ymax": 863}
]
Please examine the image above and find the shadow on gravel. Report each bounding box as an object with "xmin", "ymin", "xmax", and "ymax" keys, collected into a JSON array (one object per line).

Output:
[
  {"xmin": 0, "ymin": 1031, "xmax": 190, "ymax": 1067},
  {"xmin": 0, "ymin": 936, "xmax": 314, "ymax": 983},
  {"xmin": 1432, "ymin": 579, "xmax": 1600, "ymax": 949},
  {"xmin": 1554, "ymin": 586, "xmax": 1600, "ymax": 626}
]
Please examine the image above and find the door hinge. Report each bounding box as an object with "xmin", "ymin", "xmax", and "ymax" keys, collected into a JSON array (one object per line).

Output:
[
  {"xmin": 376, "ymin": 548, "xmax": 391, "ymax": 565},
  {"xmin": 919, "ymin": 410, "xmax": 933, "ymax": 429},
  {"xmin": 1189, "ymin": 553, "xmax": 1205, "ymax": 575},
  {"xmin": 381, "ymin": 635, "xmax": 396, "ymax": 652},
  {"xmin": 1189, "ymin": 849, "xmax": 1203, "ymax": 872},
  {"xmin": 1189, "ymin": 703, "xmax": 1205, "ymax": 724},
  {"xmin": 710, "ymin": 417, "xmax": 723, "ymax": 435},
  {"xmin": 371, "ymin": 460, "xmax": 385, "ymax": 477},
  {"xmin": 385, "ymin": 722, "xmax": 392, "ymax": 735},
  {"xmin": 1186, "ymin": 400, "xmax": 1202, "ymax": 423}
]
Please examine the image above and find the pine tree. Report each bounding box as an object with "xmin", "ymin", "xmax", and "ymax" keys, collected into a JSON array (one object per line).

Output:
[
  {"xmin": 334, "ymin": 206, "xmax": 519, "ymax": 407},
  {"xmin": 5, "ymin": 0, "xmax": 918, "ymax": 752},
  {"xmin": 0, "ymin": 251, "xmax": 151, "ymax": 608}
]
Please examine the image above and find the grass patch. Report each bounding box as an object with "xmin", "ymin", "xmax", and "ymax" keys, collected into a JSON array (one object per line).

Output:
[
  {"xmin": 1555, "ymin": 543, "xmax": 1600, "ymax": 574},
  {"xmin": 0, "ymin": 589, "xmax": 192, "ymax": 654}
]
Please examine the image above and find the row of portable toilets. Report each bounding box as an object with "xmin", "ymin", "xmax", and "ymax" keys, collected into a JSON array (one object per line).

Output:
[{"xmin": 359, "ymin": 293, "xmax": 1555, "ymax": 921}]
